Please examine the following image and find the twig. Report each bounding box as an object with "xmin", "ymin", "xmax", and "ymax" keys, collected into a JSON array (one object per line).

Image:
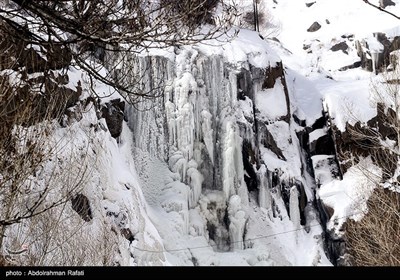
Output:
[{"xmin": 363, "ymin": 0, "xmax": 400, "ymax": 20}]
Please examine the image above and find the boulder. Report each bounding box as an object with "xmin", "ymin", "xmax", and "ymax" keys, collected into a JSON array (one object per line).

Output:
[
  {"xmin": 306, "ymin": 2, "xmax": 316, "ymax": 7},
  {"xmin": 101, "ymin": 99, "xmax": 125, "ymax": 138},
  {"xmin": 380, "ymin": 0, "xmax": 395, "ymax": 9},
  {"xmin": 307, "ymin": 21, "xmax": 321, "ymax": 32},
  {"xmin": 71, "ymin": 194, "xmax": 93, "ymax": 222},
  {"xmin": 330, "ymin": 41, "xmax": 349, "ymax": 54}
]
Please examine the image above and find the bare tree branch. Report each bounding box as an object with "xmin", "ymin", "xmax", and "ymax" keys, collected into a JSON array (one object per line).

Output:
[{"xmin": 363, "ymin": 0, "xmax": 400, "ymax": 20}]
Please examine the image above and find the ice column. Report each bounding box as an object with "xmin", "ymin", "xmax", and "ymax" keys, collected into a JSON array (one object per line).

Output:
[
  {"xmin": 228, "ymin": 195, "xmax": 247, "ymax": 250},
  {"xmin": 289, "ymin": 186, "xmax": 301, "ymax": 229}
]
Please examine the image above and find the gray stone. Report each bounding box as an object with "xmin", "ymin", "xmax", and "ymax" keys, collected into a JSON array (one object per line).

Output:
[
  {"xmin": 380, "ymin": 0, "xmax": 395, "ymax": 9},
  {"xmin": 307, "ymin": 21, "xmax": 321, "ymax": 32},
  {"xmin": 306, "ymin": 2, "xmax": 316, "ymax": 7},
  {"xmin": 331, "ymin": 41, "xmax": 349, "ymax": 54},
  {"xmin": 101, "ymin": 99, "xmax": 125, "ymax": 138},
  {"xmin": 71, "ymin": 194, "xmax": 93, "ymax": 222}
]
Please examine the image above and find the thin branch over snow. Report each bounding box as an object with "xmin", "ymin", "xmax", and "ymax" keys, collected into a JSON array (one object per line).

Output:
[{"xmin": 363, "ymin": 0, "xmax": 400, "ymax": 20}]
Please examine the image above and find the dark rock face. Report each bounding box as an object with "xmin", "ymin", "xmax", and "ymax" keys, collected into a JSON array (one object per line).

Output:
[
  {"xmin": 262, "ymin": 62, "xmax": 284, "ymax": 89},
  {"xmin": 331, "ymin": 41, "xmax": 349, "ymax": 54},
  {"xmin": 259, "ymin": 123, "xmax": 286, "ymax": 160},
  {"xmin": 356, "ymin": 33, "xmax": 400, "ymax": 73},
  {"xmin": 237, "ymin": 69, "xmax": 253, "ymax": 100},
  {"xmin": 71, "ymin": 194, "xmax": 93, "ymax": 222},
  {"xmin": 101, "ymin": 99, "xmax": 125, "ymax": 138},
  {"xmin": 355, "ymin": 40, "xmax": 373, "ymax": 72},
  {"xmin": 380, "ymin": 0, "xmax": 395, "ymax": 9},
  {"xmin": 308, "ymin": 114, "xmax": 339, "ymax": 160},
  {"xmin": 312, "ymin": 115, "xmax": 327, "ymax": 130},
  {"xmin": 315, "ymin": 197, "xmax": 347, "ymax": 266},
  {"xmin": 294, "ymin": 110, "xmax": 348, "ymax": 266},
  {"xmin": 121, "ymin": 228, "xmax": 135, "ymax": 243},
  {"xmin": 307, "ymin": 22, "xmax": 321, "ymax": 32},
  {"xmin": 242, "ymin": 140, "xmax": 258, "ymax": 193},
  {"xmin": 310, "ymin": 134, "xmax": 336, "ymax": 156}
]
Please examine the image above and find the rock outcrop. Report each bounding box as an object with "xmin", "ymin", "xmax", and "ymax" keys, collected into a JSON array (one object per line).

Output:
[{"xmin": 101, "ymin": 99, "xmax": 125, "ymax": 139}]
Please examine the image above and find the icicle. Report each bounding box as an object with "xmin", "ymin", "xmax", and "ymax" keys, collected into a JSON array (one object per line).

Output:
[
  {"xmin": 234, "ymin": 134, "xmax": 249, "ymax": 207},
  {"xmin": 289, "ymin": 186, "xmax": 301, "ymax": 229},
  {"xmin": 258, "ymin": 165, "xmax": 272, "ymax": 209},
  {"xmin": 165, "ymin": 100, "xmax": 176, "ymax": 146},
  {"xmin": 169, "ymin": 151, "xmax": 187, "ymax": 180},
  {"xmin": 222, "ymin": 121, "xmax": 237, "ymax": 199},
  {"xmin": 187, "ymin": 160, "xmax": 204, "ymax": 208},
  {"xmin": 201, "ymin": 110, "xmax": 214, "ymax": 164},
  {"xmin": 228, "ymin": 195, "xmax": 247, "ymax": 250},
  {"xmin": 371, "ymin": 52, "xmax": 378, "ymax": 75}
]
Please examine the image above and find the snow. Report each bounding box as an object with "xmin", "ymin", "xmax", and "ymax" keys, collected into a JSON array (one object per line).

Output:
[
  {"xmin": 309, "ymin": 128, "xmax": 327, "ymax": 144},
  {"xmin": 265, "ymin": 0, "xmax": 400, "ymax": 54},
  {"xmin": 192, "ymin": 28, "xmax": 280, "ymax": 68},
  {"xmin": 285, "ymin": 68, "xmax": 323, "ymax": 125},
  {"xmin": 256, "ymin": 79, "xmax": 288, "ymax": 120},
  {"xmin": 319, "ymin": 77, "xmax": 376, "ymax": 131},
  {"xmin": 133, "ymin": 27, "xmax": 280, "ymax": 70},
  {"xmin": 312, "ymin": 155, "xmax": 339, "ymax": 186},
  {"xmin": 319, "ymin": 158, "xmax": 382, "ymax": 234}
]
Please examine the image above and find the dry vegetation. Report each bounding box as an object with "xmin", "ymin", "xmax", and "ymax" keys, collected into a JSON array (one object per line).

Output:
[{"xmin": 346, "ymin": 188, "xmax": 400, "ymax": 266}]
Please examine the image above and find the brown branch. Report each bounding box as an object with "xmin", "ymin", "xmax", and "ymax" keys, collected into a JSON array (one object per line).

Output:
[{"xmin": 363, "ymin": 0, "xmax": 400, "ymax": 20}]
